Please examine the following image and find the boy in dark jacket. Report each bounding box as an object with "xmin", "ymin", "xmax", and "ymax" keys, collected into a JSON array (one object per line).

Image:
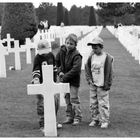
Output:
[
  {"xmin": 32, "ymin": 40, "xmax": 62, "ymax": 131},
  {"xmin": 56, "ymin": 33, "xmax": 82, "ymax": 125},
  {"xmin": 85, "ymin": 36, "xmax": 114, "ymax": 128}
]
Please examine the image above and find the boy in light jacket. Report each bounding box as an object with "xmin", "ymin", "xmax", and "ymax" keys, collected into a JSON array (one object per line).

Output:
[{"xmin": 85, "ymin": 36, "xmax": 114, "ymax": 128}]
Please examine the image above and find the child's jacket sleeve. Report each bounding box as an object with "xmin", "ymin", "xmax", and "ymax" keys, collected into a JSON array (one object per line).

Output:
[
  {"xmin": 55, "ymin": 50, "xmax": 62, "ymax": 75},
  {"xmin": 32, "ymin": 55, "xmax": 41, "ymax": 79},
  {"xmin": 103, "ymin": 55, "xmax": 114, "ymax": 90},
  {"xmin": 62, "ymin": 54, "xmax": 82, "ymax": 82},
  {"xmin": 85, "ymin": 55, "xmax": 93, "ymax": 84}
]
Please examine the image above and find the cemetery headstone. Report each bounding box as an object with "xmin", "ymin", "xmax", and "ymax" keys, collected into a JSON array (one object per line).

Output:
[
  {"xmin": 0, "ymin": 40, "xmax": 8, "ymax": 77},
  {"xmin": 21, "ymin": 38, "xmax": 34, "ymax": 64},
  {"xmin": 27, "ymin": 64, "xmax": 70, "ymax": 136},
  {"xmin": 10, "ymin": 40, "xmax": 25, "ymax": 70},
  {"xmin": 3, "ymin": 34, "xmax": 14, "ymax": 53}
]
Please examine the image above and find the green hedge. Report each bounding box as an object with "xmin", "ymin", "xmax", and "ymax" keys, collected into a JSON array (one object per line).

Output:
[{"xmin": 1, "ymin": 3, "xmax": 38, "ymax": 45}]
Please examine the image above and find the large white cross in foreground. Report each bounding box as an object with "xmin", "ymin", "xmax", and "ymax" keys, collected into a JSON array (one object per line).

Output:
[{"xmin": 27, "ymin": 64, "xmax": 70, "ymax": 137}]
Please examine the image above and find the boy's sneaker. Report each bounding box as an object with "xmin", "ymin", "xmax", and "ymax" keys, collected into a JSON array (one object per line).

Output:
[
  {"xmin": 89, "ymin": 120, "xmax": 99, "ymax": 127},
  {"xmin": 101, "ymin": 122, "xmax": 109, "ymax": 128},
  {"xmin": 72, "ymin": 119, "xmax": 81, "ymax": 125},
  {"xmin": 40, "ymin": 123, "xmax": 62, "ymax": 133},
  {"xmin": 57, "ymin": 122, "xmax": 63, "ymax": 129},
  {"xmin": 63, "ymin": 117, "xmax": 73, "ymax": 124},
  {"xmin": 40, "ymin": 127, "xmax": 44, "ymax": 133}
]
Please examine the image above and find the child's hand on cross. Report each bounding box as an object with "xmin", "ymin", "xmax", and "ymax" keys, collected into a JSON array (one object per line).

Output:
[
  {"xmin": 31, "ymin": 77, "xmax": 40, "ymax": 84},
  {"xmin": 59, "ymin": 72, "xmax": 64, "ymax": 82},
  {"xmin": 89, "ymin": 79, "xmax": 94, "ymax": 86}
]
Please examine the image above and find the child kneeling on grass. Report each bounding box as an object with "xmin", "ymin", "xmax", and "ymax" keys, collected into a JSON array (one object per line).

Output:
[
  {"xmin": 85, "ymin": 36, "xmax": 114, "ymax": 128},
  {"xmin": 31, "ymin": 40, "xmax": 62, "ymax": 132}
]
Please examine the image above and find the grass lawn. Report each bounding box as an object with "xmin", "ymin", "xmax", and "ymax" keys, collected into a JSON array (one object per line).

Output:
[{"xmin": 0, "ymin": 28, "xmax": 140, "ymax": 137}]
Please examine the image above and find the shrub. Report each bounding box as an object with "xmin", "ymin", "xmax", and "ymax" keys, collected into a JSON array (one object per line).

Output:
[{"xmin": 1, "ymin": 3, "xmax": 38, "ymax": 45}]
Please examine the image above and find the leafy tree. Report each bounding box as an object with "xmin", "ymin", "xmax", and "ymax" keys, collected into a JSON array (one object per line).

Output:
[
  {"xmin": 134, "ymin": 3, "xmax": 140, "ymax": 25},
  {"xmin": 69, "ymin": 5, "xmax": 83, "ymax": 25},
  {"xmin": 118, "ymin": 13, "xmax": 135, "ymax": 25},
  {"xmin": 64, "ymin": 9, "xmax": 69, "ymax": 25},
  {"xmin": 0, "ymin": 3, "xmax": 4, "ymax": 25},
  {"xmin": 35, "ymin": 3, "xmax": 97, "ymax": 26},
  {"xmin": 35, "ymin": 2, "xmax": 57, "ymax": 25},
  {"xmin": 56, "ymin": 2, "xmax": 64, "ymax": 26},
  {"xmin": 1, "ymin": 3, "xmax": 37, "ymax": 44},
  {"xmin": 97, "ymin": 2, "xmax": 135, "ymax": 24},
  {"xmin": 80, "ymin": 6, "xmax": 90, "ymax": 25},
  {"xmin": 88, "ymin": 6, "xmax": 96, "ymax": 26}
]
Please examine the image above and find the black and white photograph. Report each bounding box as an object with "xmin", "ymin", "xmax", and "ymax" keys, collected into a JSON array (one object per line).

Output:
[{"xmin": 0, "ymin": 0, "xmax": 140, "ymax": 137}]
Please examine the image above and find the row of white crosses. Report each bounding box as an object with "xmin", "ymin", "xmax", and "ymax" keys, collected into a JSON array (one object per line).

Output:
[
  {"xmin": 0, "ymin": 29, "xmax": 55, "ymax": 78},
  {"xmin": 0, "ymin": 33, "xmax": 40, "ymax": 78},
  {"xmin": 117, "ymin": 27, "xmax": 140, "ymax": 63},
  {"xmin": 107, "ymin": 26, "xmax": 140, "ymax": 64},
  {"xmin": 0, "ymin": 34, "xmax": 26, "ymax": 77}
]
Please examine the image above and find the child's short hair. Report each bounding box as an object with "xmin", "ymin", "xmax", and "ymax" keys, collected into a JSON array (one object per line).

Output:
[
  {"xmin": 65, "ymin": 33, "xmax": 78, "ymax": 46},
  {"xmin": 37, "ymin": 40, "xmax": 51, "ymax": 55}
]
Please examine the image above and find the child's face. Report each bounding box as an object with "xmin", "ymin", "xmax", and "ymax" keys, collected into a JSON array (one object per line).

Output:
[
  {"xmin": 38, "ymin": 48, "xmax": 50, "ymax": 55},
  {"xmin": 65, "ymin": 39, "xmax": 76, "ymax": 51},
  {"xmin": 92, "ymin": 44, "xmax": 102, "ymax": 55}
]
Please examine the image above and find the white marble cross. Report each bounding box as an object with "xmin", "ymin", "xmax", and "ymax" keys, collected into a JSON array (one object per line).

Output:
[
  {"xmin": 0, "ymin": 40, "xmax": 8, "ymax": 78},
  {"xmin": 25, "ymin": 38, "xmax": 32, "ymax": 64},
  {"xmin": 60, "ymin": 36, "xmax": 65, "ymax": 46},
  {"xmin": 21, "ymin": 38, "xmax": 35, "ymax": 64},
  {"xmin": 2, "ymin": 34, "xmax": 14, "ymax": 53},
  {"xmin": 10, "ymin": 40, "xmax": 25, "ymax": 70},
  {"xmin": 27, "ymin": 64, "xmax": 70, "ymax": 136}
]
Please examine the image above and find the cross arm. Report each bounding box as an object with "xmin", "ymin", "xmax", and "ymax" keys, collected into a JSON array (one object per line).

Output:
[
  {"xmin": 52, "ymin": 83, "xmax": 70, "ymax": 94},
  {"xmin": 27, "ymin": 84, "xmax": 45, "ymax": 95}
]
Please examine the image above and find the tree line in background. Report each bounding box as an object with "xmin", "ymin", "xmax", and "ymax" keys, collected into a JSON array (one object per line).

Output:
[
  {"xmin": 35, "ymin": 2, "xmax": 140, "ymax": 26},
  {"xmin": 97, "ymin": 3, "xmax": 136, "ymax": 25},
  {"xmin": 1, "ymin": 2, "xmax": 140, "ymax": 27},
  {"xmin": 1, "ymin": 2, "xmax": 140, "ymax": 45},
  {"xmin": 35, "ymin": 2, "xmax": 97, "ymax": 26},
  {"xmin": 0, "ymin": 2, "xmax": 97, "ymax": 45}
]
